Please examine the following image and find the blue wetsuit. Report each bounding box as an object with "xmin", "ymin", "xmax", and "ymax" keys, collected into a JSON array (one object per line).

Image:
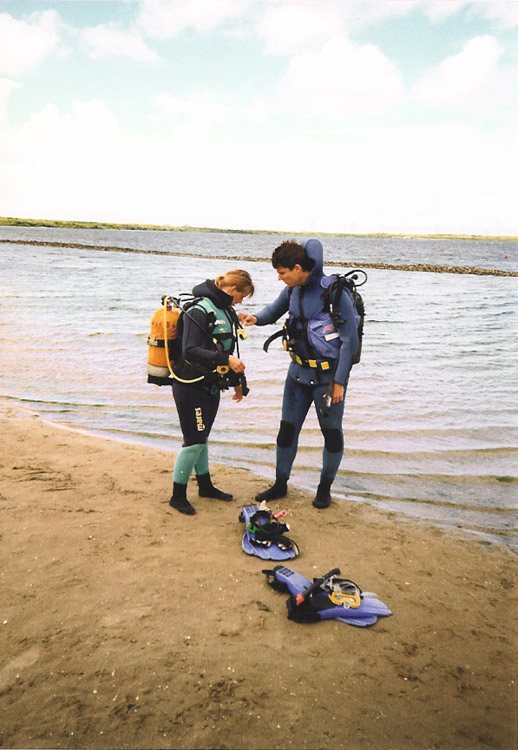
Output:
[{"xmin": 254, "ymin": 239, "xmax": 359, "ymax": 486}]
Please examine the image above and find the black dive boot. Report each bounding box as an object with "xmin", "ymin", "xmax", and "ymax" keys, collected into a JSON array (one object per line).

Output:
[
  {"xmin": 169, "ymin": 482, "xmax": 196, "ymax": 515},
  {"xmin": 196, "ymin": 473, "xmax": 233, "ymax": 501},
  {"xmin": 255, "ymin": 479, "xmax": 288, "ymax": 503},
  {"xmin": 312, "ymin": 482, "xmax": 331, "ymax": 509}
]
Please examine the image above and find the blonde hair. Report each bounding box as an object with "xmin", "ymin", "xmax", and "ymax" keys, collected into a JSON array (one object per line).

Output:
[{"xmin": 215, "ymin": 269, "xmax": 254, "ymax": 298}]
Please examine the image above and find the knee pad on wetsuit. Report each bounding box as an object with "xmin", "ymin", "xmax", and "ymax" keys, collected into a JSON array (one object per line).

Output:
[
  {"xmin": 277, "ymin": 420, "xmax": 295, "ymax": 448},
  {"xmin": 322, "ymin": 428, "xmax": 343, "ymax": 453}
]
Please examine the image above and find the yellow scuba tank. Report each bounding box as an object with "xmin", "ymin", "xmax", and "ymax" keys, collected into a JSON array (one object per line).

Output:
[{"xmin": 147, "ymin": 298, "xmax": 180, "ymax": 378}]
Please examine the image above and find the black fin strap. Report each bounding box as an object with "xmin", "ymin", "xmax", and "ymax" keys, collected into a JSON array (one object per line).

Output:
[
  {"xmin": 253, "ymin": 524, "xmax": 289, "ymax": 542},
  {"xmin": 262, "ymin": 569, "xmax": 291, "ymax": 594}
]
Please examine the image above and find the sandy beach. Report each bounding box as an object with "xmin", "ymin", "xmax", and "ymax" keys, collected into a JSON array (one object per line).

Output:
[{"xmin": 0, "ymin": 401, "xmax": 516, "ymax": 750}]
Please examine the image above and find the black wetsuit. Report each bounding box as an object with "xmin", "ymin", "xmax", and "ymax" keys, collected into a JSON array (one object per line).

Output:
[{"xmin": 171, "ymin": 280, "xmax": 239, "ymax": 485}]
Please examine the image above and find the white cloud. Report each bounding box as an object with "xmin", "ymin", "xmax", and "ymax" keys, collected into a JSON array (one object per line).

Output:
[
  {"xmin": 256, "ymin": 1, "xmax": 432, "ymax": 54},
  {"xmin": 6, "ymin": 99, "xmax": 120, "ymax": 174},
  {"xmin": 422, "ymin": 1, "xmax": 470, "ymax": 23},
  {"xmin": 419, "ymin": 1, "xmax": 518, "ymax": 29},
  {"xmin": 154, "ymin": 92, "xmax": 229, "ymax": 130},
  {"xmin": 138, "ymin": 0, "xmax": 251, "ymax": 39},
  {"xmin": 363, "ymin": 1, "xmax": 518, "ymax": 29},
  {"xmin": 81, "ymin": 22, "xmax": 159, "ymax": 61},
  {"xmin": 276, "ymin": 35, "xmax": 406, "ymax": 119},
  {"xmin": 0, "ymin": 98, "xmax": 130, "ymax": 222},
  {"xmin": 0, "ymin": 10, "xmax": 61, "ymax": 76},
  {"xmin": 256, "ymin": 2, "xmax": 347, "ymax": 55},
  {"xmin": 414, "ymin": 35, "xmax": 512, "ymax": 109},
  {"xmin": 3, "ymin": 88, "xmax": 515, "ymax": 235},
  {"xmin": 230, "ymin": 121, "xmax": 517, "ymax": 235},
  {"xmin": 137, "ymin": 0, "xmax": 518, "ymax": 45},
  {"xmin": 0, "ymin": 77, "xmax": 20, "ymax": 124},
  {"xmin": 471, "ymin": 0, "xmax": 518, "ymax": 29},
  {"xmin": 346, "ymin": 0, "xmax": 420, "ymax": 26}
]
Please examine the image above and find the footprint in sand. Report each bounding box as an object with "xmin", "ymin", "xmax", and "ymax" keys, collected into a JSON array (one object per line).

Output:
[{"xmin": 0, "ymin": 645, "xmax": 40, "ymax": 691}]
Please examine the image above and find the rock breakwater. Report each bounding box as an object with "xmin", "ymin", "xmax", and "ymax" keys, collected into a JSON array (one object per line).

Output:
[{"xmin": 1, "ymin": 238, "xmax": 516, "ymax": 277}]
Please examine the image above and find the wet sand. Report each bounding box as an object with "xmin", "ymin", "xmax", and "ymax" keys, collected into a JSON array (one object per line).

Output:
[{"xmin": 0, "ymin": 401, "xmax": 516, "ymax": 750}]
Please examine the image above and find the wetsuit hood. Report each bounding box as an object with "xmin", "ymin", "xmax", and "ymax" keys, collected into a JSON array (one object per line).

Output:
[
  {"xmin": 300, "ymin": 239, "xmax": 324, "ymax": 284},
  {"xmin": 192, "ymin": 279, "xmax": 233, "ymax": 309}
]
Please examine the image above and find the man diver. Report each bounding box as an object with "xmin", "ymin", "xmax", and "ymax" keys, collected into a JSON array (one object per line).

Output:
[{"xmin": 240, "ymin": 240, "xmax": 359, "ymax": 509}]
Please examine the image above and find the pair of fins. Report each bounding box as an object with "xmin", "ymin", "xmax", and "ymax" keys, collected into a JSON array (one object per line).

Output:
[
  {"xmin": 263, "ymin": 565, "xmax": 392, "ymax": 627},
  {"xmin": 240, "ymin": 503, "xmax": 299, "ymax": 560}
]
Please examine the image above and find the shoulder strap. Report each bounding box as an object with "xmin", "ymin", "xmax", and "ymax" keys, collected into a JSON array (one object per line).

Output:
[
  {"xmin": 193, "ymin": 296, "xmax": 218, "ymax": 317},
  {"xmin": 179, "ymin": 296, "xmax": 216, "ymax": 340}
]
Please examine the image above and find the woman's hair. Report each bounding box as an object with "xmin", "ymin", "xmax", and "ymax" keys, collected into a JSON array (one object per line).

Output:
[
  {"xmin": 271, "ymin": 240, "xmax": 315, "ymax": 272},
  {"xmin": 215, "ymin": 269, "xmax": 254, "ymax": 297}
]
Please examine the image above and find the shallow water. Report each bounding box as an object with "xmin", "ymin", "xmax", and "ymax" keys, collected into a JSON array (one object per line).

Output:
[{"xmin": 1, "ymin": 228, "xmax": 517, "ymax": 551}]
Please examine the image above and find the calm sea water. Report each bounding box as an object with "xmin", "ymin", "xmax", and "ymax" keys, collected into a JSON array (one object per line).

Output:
[{"xmin": 1, "ymin": 227, "xmax": 517, "ymax": 551}]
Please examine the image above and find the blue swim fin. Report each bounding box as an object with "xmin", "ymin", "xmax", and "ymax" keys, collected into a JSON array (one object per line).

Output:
[
  {"xmin": 240, "ymin": 504, "xmax": 299, "ymax": 560},
  {"xmin": 262, "ymin": 565, "xmax": 392, "ymax": 627}
]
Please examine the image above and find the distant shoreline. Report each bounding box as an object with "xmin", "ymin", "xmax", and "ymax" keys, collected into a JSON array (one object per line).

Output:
[{"xmin": 1, "ymin": 215, "xmax": 516, "ymax": 242}]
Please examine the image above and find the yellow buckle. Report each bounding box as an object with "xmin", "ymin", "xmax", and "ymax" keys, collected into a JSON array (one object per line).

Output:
[{"xmin": 292, "ymin": 354, "xmax": 330, "ymax": 370}]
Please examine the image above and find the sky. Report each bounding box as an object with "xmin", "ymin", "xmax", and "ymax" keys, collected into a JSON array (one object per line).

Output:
[{"xmin": 0, "ymin": 0, "xmax": 517, "ymax": 235}]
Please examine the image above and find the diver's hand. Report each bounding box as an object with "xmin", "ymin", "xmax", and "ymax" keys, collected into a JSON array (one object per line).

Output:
[
  {"xmin": 228, "ymin": 355, "xmax": 246, "ymax": 374},
  {"xmin": 332, "ymin": 383, "xmax": 345, "ymax": 403},
  {"xmin": 238, "ymin": 312, "xmax": 257, "ymax": 327},
  {"xmin": 232, "ymin": 385, "xmax": 243, "ymax": 402}
]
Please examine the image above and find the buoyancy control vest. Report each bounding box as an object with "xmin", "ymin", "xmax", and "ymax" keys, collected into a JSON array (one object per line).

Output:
[
  {"xmin": 193, "ymin": 297, "xmax": 235, "ymax": 353},
  {"xmin": 147, "ymin": 294, "xmax": 249, "ymax": 394},
  {"xmin": 263, "ymin": 270, "xmax": 366, "ymax": 366}
]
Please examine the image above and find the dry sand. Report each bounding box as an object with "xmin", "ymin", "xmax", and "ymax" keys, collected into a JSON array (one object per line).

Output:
[{"xmin": 0, "ymin": 401, "xmax": 516, "ymax": 750}]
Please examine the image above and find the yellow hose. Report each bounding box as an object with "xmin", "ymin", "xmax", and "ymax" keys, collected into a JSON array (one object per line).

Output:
[{"xmin": 163, "ymin": 296, "xmax": 205, "ymax": 384}]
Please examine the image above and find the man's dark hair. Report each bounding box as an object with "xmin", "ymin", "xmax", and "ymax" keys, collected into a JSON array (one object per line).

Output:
[{"xmin": 271, "ymin": 241, "xmax": 315, "ymax": 272}]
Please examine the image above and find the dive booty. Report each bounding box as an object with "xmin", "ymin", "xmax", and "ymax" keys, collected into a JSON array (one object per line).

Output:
[
  {"xmin": 255, "ymin": 480, "xmax": 288, "ymax": 503},
  {"xmin": 312, "ymin": 482, "xmax": 331, "ymax": 509},
  {"xmin": 262, "ymin": 565, "xmax": 392, "ymax": 628},
  {"xmin": 240, "ymin": 504, "xmax": 299, "ymax": 560},
  {"xmin": 196, "ymin": 473, "xmax": 233, "ymax": 501},
  {"xmin": 169, "ymin": 483, "xmax": 196, "ymax": 515}
]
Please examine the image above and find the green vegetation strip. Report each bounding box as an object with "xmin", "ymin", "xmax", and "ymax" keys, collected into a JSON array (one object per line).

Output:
[{"xmin": 0, "ymin": 216, "xmax": 516, "ymax": 242}]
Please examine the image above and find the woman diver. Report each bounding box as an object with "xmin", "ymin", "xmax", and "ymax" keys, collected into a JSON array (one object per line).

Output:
[{"xmin": 169, "ymin": 269, "xmax": 254, "ymax": 515}]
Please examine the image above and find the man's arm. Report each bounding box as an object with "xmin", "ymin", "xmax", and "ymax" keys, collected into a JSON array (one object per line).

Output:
[{"xmin": 240, "ymin": 287, "xmax": 290, "ymax": 327}]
